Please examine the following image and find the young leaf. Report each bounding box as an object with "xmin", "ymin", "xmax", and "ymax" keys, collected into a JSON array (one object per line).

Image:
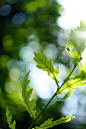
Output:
[
  {"xmin": 66, "ymin": 41, "xmax": 81, "ymax": 66},
  {"xmin": 33, "ymin": 52, "xmax": 59, "ymax": 86},
  {"xmin": 22, "ymin": 71, "xmax": 36, "ymax": 119},
  {"xmin": 66, "ymin": 21, "xmax": 86, "ymax": 65},
  {"xmin": 58, "ymin": 77, "xmax": 86, "ymax": 95},
  {"xmin": 58, "ymin": 60, "xmax": 86, "ymax": 95},
  {"xmin": 57, "ymin": 88, "xmax": 75, "ymax": 101},
  {"xmin": 34, "ymin": 115, "xmax": 75, "ymax": 129},
  {"xmin": 79, "ymin": 60, "xmax": 86, "ymax": 77},
  {"xmin": 6, "ymin": 108, "xmax": 16, "ymax": 129}
]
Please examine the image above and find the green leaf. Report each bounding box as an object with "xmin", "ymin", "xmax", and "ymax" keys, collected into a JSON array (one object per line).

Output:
[
  {"xmin": 57, "ymin": 88, "xmax": 75, "ymax": 101},
  {"xmin": 58, "ymin": 60, "xmax": 86, "ymax": 95},
  {"xmin": 66, "ymin": 41, "xmax": 81, "ymax": 66},
  {"xmin": 80, "ymin": 60, "xmax": 86, "ymax": 77},
  {"xmin": 33, "ymin": 52, "xmax": 59, "ymax": 86},
  {"xmin": 73, "ymin": 60, "xmax": 86, "ymax": 81},
  {"xmin": 58, "ymin": 78, "xmax": 86, "ymax": 95},
  {"xmin": 66, "ymin": 41, "xmax": 79, "ymax": 58},
  {"xmin": 6, "ymin": 108, "xmax": 16, "ymax": 129},
  {"xmin": 66, "ymin": 21, "xmax": 86, "ymax": 65},
  {"xmin": 22, "ymin": 71, "xmax": 36, "ymax": 119},
  {"xmin": 34, "ymin": 115, "xmax": 75, "ymax": 129}
]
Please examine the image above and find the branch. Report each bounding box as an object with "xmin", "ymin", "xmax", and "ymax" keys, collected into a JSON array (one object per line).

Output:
[{"xmin": 28, "ymin": 57, "xmax": 82, "ymax": 129}]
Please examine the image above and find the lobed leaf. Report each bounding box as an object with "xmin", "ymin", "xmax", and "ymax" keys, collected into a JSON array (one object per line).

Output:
[
  {"xmin": 57, "ymin": 88, "xmax": 75, "ymax": 101},
  {"xmin": 34, "ymin": 115, "xmax": 75, "ymax": 129},
  {"xmin": 22, "ymin": 71, "xmax": 36, "ymax": 119},
  {"xmin": 6, "ymin": 108, "xmax": 16, "ymax": 129},
  {"xmin": 79, "ymin": 60, "xmax": 86, "ymax": 78},
  {"xmin": 33, "ymin": 52, "xmax": 59, "ymax": 86},
  {"xmin": 58, "ymin": 77, "xmax": 86, "ymax": 95},
  {"xmin": 66, "ymin": 21, "xmax": 86, "ymax": 65},
  {"xmin": 66, "ymin": 41, "xmax": 81, "ymax": 66},
  {"xmin": 58, "ymin": 60, "xmax": 86, "ymax": 95}
]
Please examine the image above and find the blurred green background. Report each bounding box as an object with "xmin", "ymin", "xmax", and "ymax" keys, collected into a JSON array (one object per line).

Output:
[{"xmin": 0, "ymin": 0, "xmax": 86, "ymax": 129}]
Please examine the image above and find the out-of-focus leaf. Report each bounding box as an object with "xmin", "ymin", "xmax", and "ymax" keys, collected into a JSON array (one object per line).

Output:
[
  {"xmin": 6, "ymin": 108, "xmax": 16, "ymax": 129},
  {"xmin": 22, "ymin": 71, "xmax": 36, "ymax": 119}
]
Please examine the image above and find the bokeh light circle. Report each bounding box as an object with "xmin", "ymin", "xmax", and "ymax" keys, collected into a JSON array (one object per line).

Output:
[
  {"xmin": 0, "ymin": 5, "xmax": 11, "ymax": 16},
  {"xmin": 25, "ymin": 12, "xmax": 34, "ymax": 24},
  {"xmin": 12, "ymin": 13, "xmax": 26, "ymax": 26},
  {"xmin": 7, "ymin": 0, "xmax": 18, "ymax": 4}
]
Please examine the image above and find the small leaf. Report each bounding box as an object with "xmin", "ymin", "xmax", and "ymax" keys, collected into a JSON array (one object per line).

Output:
[
  {"xmin": 66, "ymin": 21, "xmax": 86, "ymax": 65},
  {"xmin": 57, "ymin": 88, "xmax": 75, "ymax": 101},
  {"xmin": 22, "ymin": 71, "xmax": 36, "ymax": 119},
  {"xmin": 80, "ymin": 60, "xmax": 86, "ymax": 75},
  {"xmin": 58, "ymin": 78, "xmax": 86, "ymax": 95},
  {"xmin": 33, "ymin": 52, "xmax": 59, "ymax": 86},
  {"xmin": 58, "ymin": 60, "xmax": 86, "ymax": 95},
  {"xmin": 34, "ymin": 115, "xmax": 75, "ymax": 129},
  {"xmin": 66, "ymin": 41, "xmax": 79, "ymax": 58},
  {"xmin": 6, "ymin": 108, "xmax": 16, "ymax": 129},
  {"xmin": 66, "ymin": 41, "xmax": 80, "ymax": 66}
]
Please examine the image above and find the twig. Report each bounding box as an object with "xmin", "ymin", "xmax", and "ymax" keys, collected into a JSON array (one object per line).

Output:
[{"xmin": 28, "ymin": 57, "xmax": 82, "ymax": 129}]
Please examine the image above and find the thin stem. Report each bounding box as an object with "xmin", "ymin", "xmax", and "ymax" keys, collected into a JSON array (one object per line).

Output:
[
  {"xmin": 28, "ymin": 64, "xmax": 75, "ymax": 129},
  {"xmin": 60, "ymin": 65, "xmax": 76, "ymax": 89},
  {"xmin": 59, "ymin": 57, "xmax": 82, "ymax": 89},
  {"xmin": 28, "ymin": 58, "xmax": 82, "ymax": 129},
  {"xmin": 28, "ymin": 91, "xmax": 57, "ymax": 129}
]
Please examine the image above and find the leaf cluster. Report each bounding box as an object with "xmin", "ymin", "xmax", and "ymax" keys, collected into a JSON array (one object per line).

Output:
[{"xmin": 6, "ymin": 21, "xmax": 86, "ymax": 129}]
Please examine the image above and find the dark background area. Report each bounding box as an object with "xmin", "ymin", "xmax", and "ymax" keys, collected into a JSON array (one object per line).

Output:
[{"xmin": 0, "ymin": 0, "xmax": 86, "ymax": 129}]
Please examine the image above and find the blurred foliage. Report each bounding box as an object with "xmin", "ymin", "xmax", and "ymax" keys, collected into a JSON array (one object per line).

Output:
[
  {"xmin": 0, "ymin": 0, "xmax": 86, "ymax": 129},
  {"xmin": 0, "ymin": 0, "xmax": 68, "ymax": 128}
]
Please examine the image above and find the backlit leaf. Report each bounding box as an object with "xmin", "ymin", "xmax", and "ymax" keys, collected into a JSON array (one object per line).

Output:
[
  {"xmin": 34, "ymin": 52, "xmax": 59, "ymax": 86},
  {"xmin": 6, "ymin": 108, "xmax": 16, "ymax": 129},
  {"xmin": 57, "ymin": 88, "xmax": 75, "ymax": 101},
  {"xmin": 58, "ymin": 77, "xmax": 86, "ymax": 95},
  {"xmin": 34, "ymin": 115, "xmax": 75, "ymax": 129},
  {"xmin": 66, "ymin": 21, "xmax": 86, "ymax": 65},
  {"xmin": 66, "ymin": 41, "xmax": 81, "ymax": 66},
  {"xmin": 22, "ymin": 71, "xmax": 36, "ymax": 119}
]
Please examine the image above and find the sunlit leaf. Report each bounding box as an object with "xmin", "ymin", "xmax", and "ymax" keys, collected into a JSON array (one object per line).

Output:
[
  {"xmin": 66, "ymin": 41, "xmax": 79, "ymax": 58},
  {"xmin": 34, "ymin": 115, "xmax": 75, "ymax": 129},
  {"xmin": 22, "ymin": 71, "xmax": 36, "ymax": 119},
  {"xmin": 80, "ymin": 60, "xmax": 86, "ymax": 75},
  {"xmin": 6, "ymin": 108, "xmax": 16, "ymax": 129},
  {"xmin": 57, "ymin": 88, "xmax": 75, "ymax": 101},
  {"xmin": 34, "ymin": 52, "xmax": 59, "ymax": 86},
  {"xmin": 58, "ymin": 78, "xmax": 86, "ymax": 95},
  {"xmin": 73, "ymin": 60, "xmax": 86, "ymax": 81},
  {"xmin": 58, "ymin": 60, "xmax": 86, "ymax": 95},
  {"xmin": 66, "ymin": 21, "xmax": 86, "ymax": 65},
  {"xmin": 66, "ymin": 41, "xmax": 81, "ymax": 65}
]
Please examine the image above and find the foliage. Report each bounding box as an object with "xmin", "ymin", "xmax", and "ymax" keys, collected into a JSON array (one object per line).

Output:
[
  {"xmin": 0, "ymin": 1, "xmax": 63, "ymax": 128},
  {"xmin": 34, "ymin": 52, "xmax": 59, "ymax": 86},
  {"xmin": 22, "ymin": 71, "xmax": 36, "ymax": 119},
  {"xmin": 6, "ymin": 21, "xmax": 86, "ymax": 128},
  {"xmin": 1, "ymin": 0, "xmax": 86, "ymax": 129},
  {"xmin": 6, "ymin": 108, "xmax": 16, "ymax": 129},
  {"xmin": 34, "ymin": 115, "xmax": 74, "ymax": 129},
  {"xmin": 66, "ymin": 21, "xmax": 86, "ymax": 65}
]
